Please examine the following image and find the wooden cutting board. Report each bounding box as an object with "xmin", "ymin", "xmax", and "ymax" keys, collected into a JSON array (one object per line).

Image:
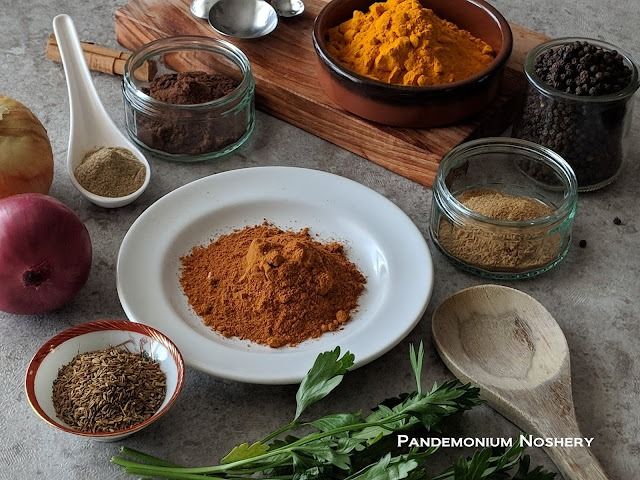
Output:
[{"xmin": 115, "ymin": 0, "xmax": 548, "ymax": 186}]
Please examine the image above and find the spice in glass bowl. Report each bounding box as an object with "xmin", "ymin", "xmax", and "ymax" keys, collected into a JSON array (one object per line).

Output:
[
  {"xmin": 144, "ymin": 71, "xmax": 239, "ymax": 104},
  {"xmin": 122, "ymin": 37, "xmax": 256, "ymax": 161},
  {"xmin": 136, "ymin": 71, "xmax": 242, "ymax": 156},
  {"xmin": 438, "ymin": 189, "xmax": 559, "ymax": 272},
  {"xmin": 52, "ymin": 346, "xmax": 166, "ymax": 433},
  {"xmin": 430, "ymin": 138, "xmax": 577, "ymax": 280}
]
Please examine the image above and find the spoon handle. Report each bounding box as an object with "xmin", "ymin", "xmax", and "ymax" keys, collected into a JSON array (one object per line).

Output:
[
  {"xmin": 546, "ymin": 444, "xmax": 609, "ymax": 480},
  {"xmin": 52, "ymin": 14, "xmax": 115, "ymax": 133},
  {"xmin": 527, "ymin": 394, "xmax": 609, "ymax": 480}
]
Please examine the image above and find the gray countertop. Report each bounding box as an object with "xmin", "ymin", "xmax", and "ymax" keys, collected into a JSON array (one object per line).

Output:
[{"xmin": 1, "ymin": 1, "xmax": 638, "ymax": 478}]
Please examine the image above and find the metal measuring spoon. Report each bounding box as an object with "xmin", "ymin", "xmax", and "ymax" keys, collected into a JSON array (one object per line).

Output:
[
  {"xmin": 271, "ymin": 0, "xmax": 305, "ymax": 17},
  {"xmin": 192, "ymin": 0, "xmax": 303, "ymax": 20},
  {"xmin": 208, "ymin": 0, "xmax": 278, "ymax": 39},
  {"xmin": 190, "ymin": 0, "xmax": 217, "ymax": 20}
]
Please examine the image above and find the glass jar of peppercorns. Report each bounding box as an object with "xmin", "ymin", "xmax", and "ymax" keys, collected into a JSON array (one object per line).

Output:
[{"xmin": 512, "ymin": 37, "xmax": 639, "ymax": 191}]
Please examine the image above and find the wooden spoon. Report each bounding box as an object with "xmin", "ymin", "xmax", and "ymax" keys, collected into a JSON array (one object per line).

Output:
[{"xmin": 431, "ymin": 285, "xmax": 608, "ymax": 480}]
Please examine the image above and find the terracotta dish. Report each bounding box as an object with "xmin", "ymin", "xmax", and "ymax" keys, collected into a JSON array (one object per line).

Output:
[{"xmin": 312, "ymin": 0, "xmax": 513, "ymax": 128}]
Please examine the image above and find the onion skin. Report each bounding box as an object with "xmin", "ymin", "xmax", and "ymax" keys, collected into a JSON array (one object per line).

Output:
[
  {"xmin": 0, "ymin": 194, "xmax": 92, "ymax": 315},
  {"xmin": 0, "ymin": 96, "xmax": 54, "ymax": 199}
]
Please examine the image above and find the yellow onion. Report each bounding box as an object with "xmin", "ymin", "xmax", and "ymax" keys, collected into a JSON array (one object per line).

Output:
[{"xmin": 0, "ymin": 96, "xmax": 54, "ymax": 199}]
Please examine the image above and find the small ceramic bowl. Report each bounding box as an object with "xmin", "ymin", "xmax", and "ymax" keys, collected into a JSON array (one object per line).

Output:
[
  {"xmin": 25, "ymin": 320, "xmax": 184, "ymax": 441},
  {"xmin": 312, "ymin": 0, "xmax": 513, "ymax": 127}
]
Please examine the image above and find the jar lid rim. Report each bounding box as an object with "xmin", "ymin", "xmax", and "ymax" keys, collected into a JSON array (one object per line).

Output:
[
  {"xmin": 123, "ymin": 36, "xmax": 254, "ymax": 110},
  {"xmin": 434, "ymin": 137, "xmax": 578, "ymax": 228}
]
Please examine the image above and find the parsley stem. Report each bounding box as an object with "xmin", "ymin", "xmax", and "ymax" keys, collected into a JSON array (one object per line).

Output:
[
  {"xmin": 111, "ymin": 413, "xmax": 410, "ymax": 476},
  {"xmin": 118, "ymin": 447, "xmax": 181, "ymax": 467},
  {"xmin": 259, "ymin": 420, "xmax": 298, "ymax": 444},
  {"xmin": 119, "ymin": 465, "xmax": 222, "ymax": 479}
]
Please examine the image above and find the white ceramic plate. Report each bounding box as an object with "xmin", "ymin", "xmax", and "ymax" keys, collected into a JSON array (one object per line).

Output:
[{"xmin": 117, "ymin": 167, "xmax": 433, "ymax": 384}]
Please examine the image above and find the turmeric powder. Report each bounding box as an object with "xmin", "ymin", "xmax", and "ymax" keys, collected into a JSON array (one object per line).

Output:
[{"xmin": 326, "ymin": 0, "xmax": 495, "ymax": 86}]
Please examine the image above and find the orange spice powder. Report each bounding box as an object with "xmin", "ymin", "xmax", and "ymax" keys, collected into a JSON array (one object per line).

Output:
[{"xmin": 179, "ymin": 224, "xmax": 366, "ymax": 347}]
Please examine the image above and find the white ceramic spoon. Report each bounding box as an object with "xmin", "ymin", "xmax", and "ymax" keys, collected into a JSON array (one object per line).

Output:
[{"xmin": 53, "ymin": 14, "xmax": 150, "ymax": 208}]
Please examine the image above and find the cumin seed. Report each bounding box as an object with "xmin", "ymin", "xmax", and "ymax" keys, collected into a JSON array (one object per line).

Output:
[{"xmin": 52, "ymin": 347, "xmax": 166, "ymax": 433}]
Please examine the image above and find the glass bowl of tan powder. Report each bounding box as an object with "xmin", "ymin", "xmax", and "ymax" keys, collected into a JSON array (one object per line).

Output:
[{"xmin": 430, "ymin": 137, "xmax": 577, "ymax": 279}]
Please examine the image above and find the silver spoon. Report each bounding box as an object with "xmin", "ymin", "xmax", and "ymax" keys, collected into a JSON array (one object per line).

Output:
[
  {"xmin": 208, "ymin": 0, "xmax": 278, "ymax": 39},
  {"xmin": 271, "ymin": 0, "xmax": 304, "ymax": 17},
  {"xmin": 192, "ymin": 0, "xmax": 303, "ymax": 21},
  {"xmin": 190, "ymin": 0, "xmax": 217, "ymax": 20}
]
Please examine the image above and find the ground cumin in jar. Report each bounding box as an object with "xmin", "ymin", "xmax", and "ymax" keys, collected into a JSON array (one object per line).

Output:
[
  {"xmin": 429, "ymin": 138, "xmax": 577, "ymax": 280},
  {"xmin": 179, "ymin": 224, "xmax": 366, "ymax": 347},
  {"xmin": 437, "ymin": 189, "xmax": 560, "ymax": 272}
]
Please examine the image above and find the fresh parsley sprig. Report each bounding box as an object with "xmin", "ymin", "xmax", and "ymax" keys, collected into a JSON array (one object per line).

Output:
[
  {"xmin": 111, "ymin": 344, "xmax": 555, "ymax": 480},
  {"xmin": 431, "ymin": 444, "xmax": 556, "ymax": 480}
]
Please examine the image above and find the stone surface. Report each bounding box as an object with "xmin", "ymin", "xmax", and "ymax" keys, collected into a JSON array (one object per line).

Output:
[{"xmin": 0, "ymin": 0, "xmax": 638, "ymax": 478}]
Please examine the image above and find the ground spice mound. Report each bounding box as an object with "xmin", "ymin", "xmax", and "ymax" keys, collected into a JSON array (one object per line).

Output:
[
  {"xmin": 438, "ymin": 189, "xmax": 561, "ymax": 272},
  {"xmin": 459, "ymin": 189, "xmax": 553, "ymax": 221},
  {"xmin": 326, "ymin": 0, "xmax": 495, "ymax": 86},
  {"xmin": 144, "ymin": 71, "xmax": 239, "ymax": 105},
  {"xmin": 180, "ymin": 224, "xmax": 366, "ymax": 347},
  {"xmin": 75, "ymin": 147, "xmax": 146, "ymax": 198}
]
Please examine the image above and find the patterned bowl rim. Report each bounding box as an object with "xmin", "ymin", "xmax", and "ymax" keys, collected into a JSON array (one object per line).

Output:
[{"xmin": 24, "ymin": 320, "xmax": 185, "ymax": 437}]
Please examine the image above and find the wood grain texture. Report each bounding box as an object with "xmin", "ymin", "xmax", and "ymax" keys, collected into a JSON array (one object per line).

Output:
[
  {"xmin": 432, "ymin": 285, "xmax": 609, "ymax": 480},
  {"xmin": 46, "ymin": 34, "xmax": 156, "ymax": 81},
  {"xmin": 114, "ymin": 0, "xmax": 548, "ymax": 186}
]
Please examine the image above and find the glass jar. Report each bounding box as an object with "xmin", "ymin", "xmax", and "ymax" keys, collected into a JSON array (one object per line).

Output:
[
  {"xmin": 122, "ymin": 36, "xmax": 255, "ymax": 162},
  {"xmin": 430, "ymin": 138, "xmax": 577, "ymax": 280},
  {"xmin": 512, "ymin": 37, "xmax": 639, "ymax": 191}
]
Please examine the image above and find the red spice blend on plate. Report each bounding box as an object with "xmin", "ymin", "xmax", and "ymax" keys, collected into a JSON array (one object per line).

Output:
[{"xmin": 179, "ymin": 224, "xmax": 366, "ymax": 347}]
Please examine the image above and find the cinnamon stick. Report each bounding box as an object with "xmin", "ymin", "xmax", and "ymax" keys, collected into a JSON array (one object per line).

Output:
[{"xmin": 46, "ymin": 34, "xmax": 156, "ymax": 82}]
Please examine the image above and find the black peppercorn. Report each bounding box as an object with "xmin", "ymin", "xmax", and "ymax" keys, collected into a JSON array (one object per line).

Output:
[
  {"xmin": 513, "ymin": 40, "xmax": 635, "ymax": 189},
  {"xmin": 579, "ymin": 240, "xmax": 587, "ymax": 248}
]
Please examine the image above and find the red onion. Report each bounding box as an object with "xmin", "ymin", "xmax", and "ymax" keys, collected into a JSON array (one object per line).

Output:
[{"xmin": 0, "ymin": 193, "xmax": 92, "ymax": 315}]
